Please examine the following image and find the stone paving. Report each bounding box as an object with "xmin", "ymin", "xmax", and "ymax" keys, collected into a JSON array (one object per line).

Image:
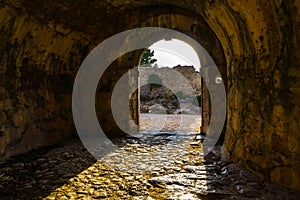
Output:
[
  {"xmin": 139, "ymin": 114, "xmax": 201, "ymax": 132},
  {"xmin": 0, "ymin": 114, "xmax": 299, "ymax": 199}
]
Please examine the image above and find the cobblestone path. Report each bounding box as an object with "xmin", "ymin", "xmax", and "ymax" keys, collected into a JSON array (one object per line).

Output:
[{"xmin": 0, "ymin": 115, "xmax": 299, "ymax": 199}]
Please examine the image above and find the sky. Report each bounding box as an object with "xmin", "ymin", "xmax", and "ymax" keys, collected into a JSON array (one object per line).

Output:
[{"xmin": 148, "ymin": 39, "xmax": 201, "ymax": 71}]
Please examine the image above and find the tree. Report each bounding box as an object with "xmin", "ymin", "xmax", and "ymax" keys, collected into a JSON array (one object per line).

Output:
[{"xmin": 140, "ymin": 49, "xmax": 157, "ymax": 67}]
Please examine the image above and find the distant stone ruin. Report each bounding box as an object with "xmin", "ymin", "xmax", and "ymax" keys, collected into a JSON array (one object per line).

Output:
[
  {"xmin": 140, "ymin": 65, "xmax": 201, "ymax": 95},
  {"xmin": 139, "ymin": 65, "xmax": 201, "ymax": 114}
]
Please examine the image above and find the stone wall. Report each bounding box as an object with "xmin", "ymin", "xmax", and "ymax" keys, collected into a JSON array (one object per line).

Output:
[
  {"xmin": 140, "ymin": 65, "xmax": 201, "ymax": 96},
  {"xmin": 198, "ymin": 0, "xmax": 300, "ymax": 191},
  {"xmin": 0, "ymin": 4, "xmax": 91, "ymax": 161}
]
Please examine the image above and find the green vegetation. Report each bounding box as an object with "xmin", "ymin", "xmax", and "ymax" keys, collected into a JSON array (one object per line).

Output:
[
  {"xmin": 163, "ymin": 90, "xmax": 176, "ymax": 100},
  {"xmin": 140, "ymin": 49, "xmax": 157, "ymax": 67},
  {"xmin": 175, "ymin": 91, "xmax": 202, "ymax": 107}
]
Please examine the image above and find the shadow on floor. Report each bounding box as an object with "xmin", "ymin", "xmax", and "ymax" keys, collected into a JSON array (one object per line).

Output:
[
  {"xmin": 0, "ymin": 134, "xmax": 176, "ymax": 199},
  {"xmin": 0, "ymin": 139, "xmax": 96, "ymax": 200}
]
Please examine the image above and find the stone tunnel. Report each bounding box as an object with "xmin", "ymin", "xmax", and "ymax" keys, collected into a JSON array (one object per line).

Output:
[{"xmin": 0, "ymin": 0, "xmax": 299, "ymax": 197}]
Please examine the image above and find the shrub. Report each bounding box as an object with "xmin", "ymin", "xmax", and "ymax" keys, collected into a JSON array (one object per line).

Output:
[{"xmin": 163, "ymin": 90, "xmax": 176, "ymax": 100}]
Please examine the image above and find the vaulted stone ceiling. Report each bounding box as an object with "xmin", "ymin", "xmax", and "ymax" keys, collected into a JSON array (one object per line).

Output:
[{"xmin": 0, "ymin": 0, "xmax": 299, "ymax": 191}]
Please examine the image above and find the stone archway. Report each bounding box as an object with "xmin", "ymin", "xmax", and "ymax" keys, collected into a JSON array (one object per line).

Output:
[
  {"xmin": 92, "ymin": 11, "xmax": 226, "ymax": 140},
  {"xmin": 0, "ymin": 0, "xmax": 299, "ymax": 191}
]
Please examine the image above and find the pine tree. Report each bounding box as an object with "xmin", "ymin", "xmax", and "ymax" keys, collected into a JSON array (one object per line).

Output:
[{"xmin": 140, "ymin": 49, "xmax": 157, "ymax": 67}]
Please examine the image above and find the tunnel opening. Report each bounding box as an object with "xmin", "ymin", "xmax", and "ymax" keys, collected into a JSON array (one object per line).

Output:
[
  {"xmin": 138, "ymin": 39, "xmax": 202, "ymax": 134},
  {"xmin": 0, "ymin": 1, "xmax": 299, "ymax": 198}
]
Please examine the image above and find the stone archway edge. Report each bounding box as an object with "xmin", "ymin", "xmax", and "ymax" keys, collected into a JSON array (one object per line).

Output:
[{"xmin": 72, "ymin": 27, "xmax": 226, "ymax": 159}]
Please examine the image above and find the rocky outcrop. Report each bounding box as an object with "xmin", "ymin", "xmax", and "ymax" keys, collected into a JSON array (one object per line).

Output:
[
  {"xmin": 140, "ymin": 65, "xmax": 201, "ymax": 95},
  {"xmin": 140, "ymin": 66, "xmax": 201, "ymax": 114}
]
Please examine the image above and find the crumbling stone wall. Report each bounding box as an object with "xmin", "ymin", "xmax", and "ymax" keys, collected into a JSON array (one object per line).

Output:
[{"xmin": 140, "ymin": 66, "xmax": 201, "ymax": 95}]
